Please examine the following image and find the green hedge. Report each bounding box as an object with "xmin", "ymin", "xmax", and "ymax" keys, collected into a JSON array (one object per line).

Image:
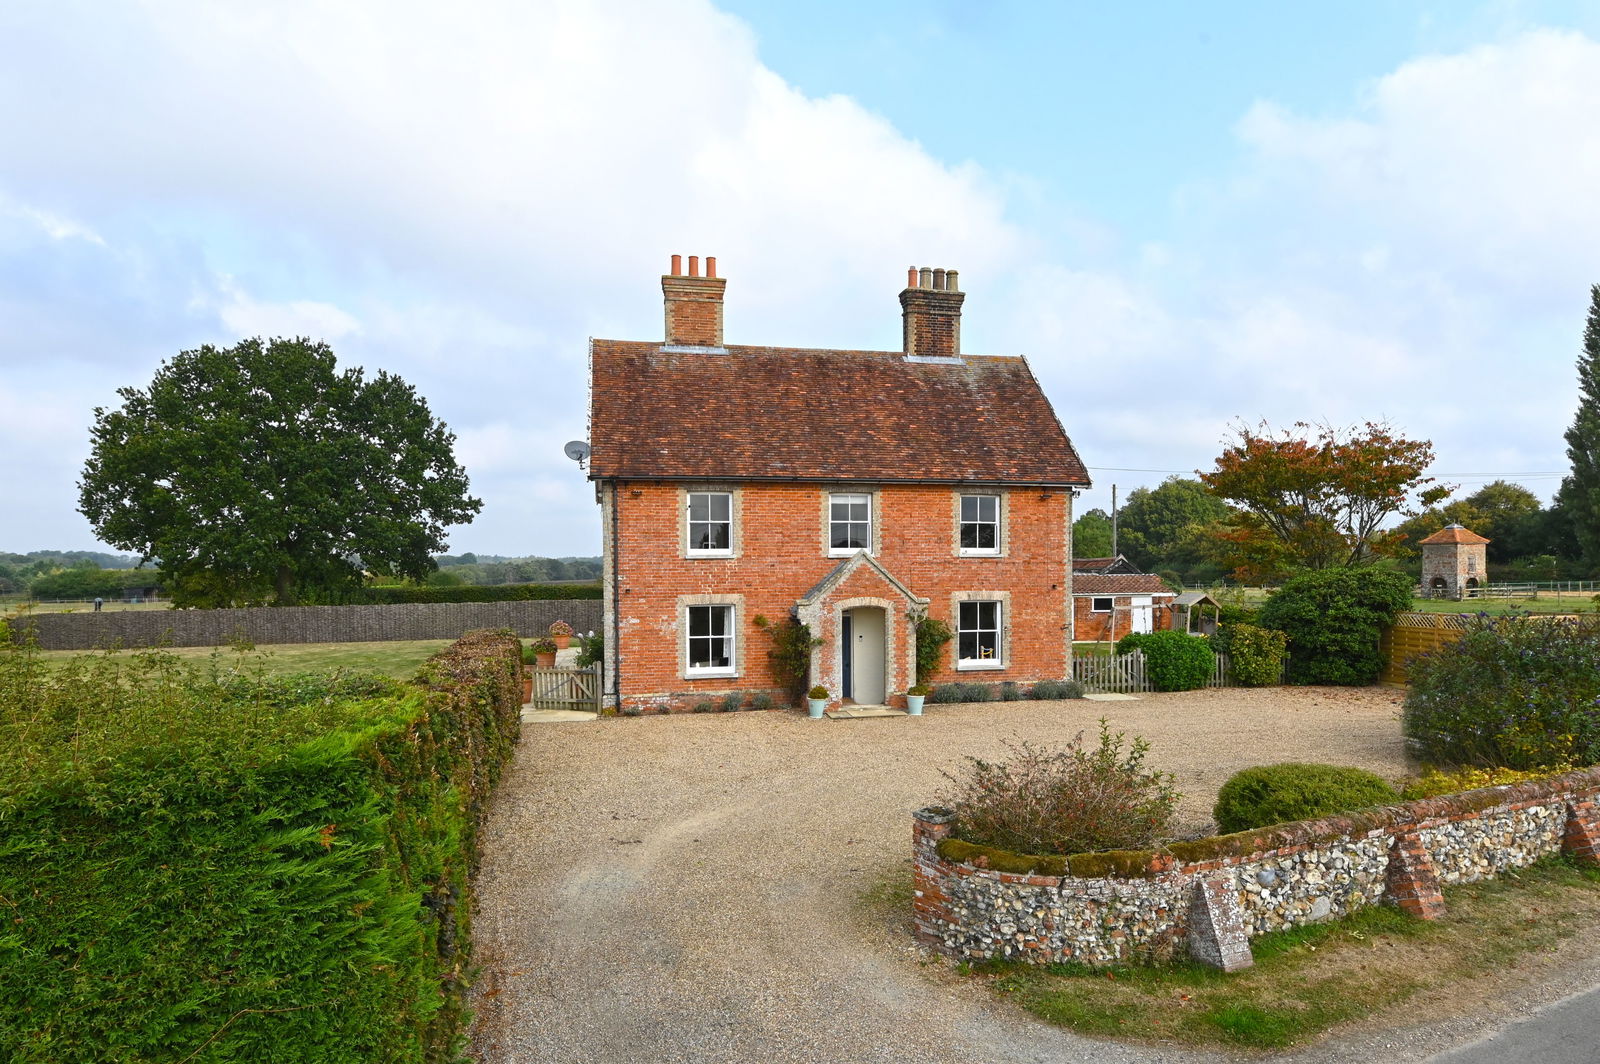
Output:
[
  {"xmin": 358, "ymin": 581, "xmax": 601, "ymax": 604},
  {"xmin": 0, "ymin": 629, "xmax": 522, "ymax": 1062},
  {"xmin": 1213, "ymin": 762, "xmax": 1400, "ymax": 833}
]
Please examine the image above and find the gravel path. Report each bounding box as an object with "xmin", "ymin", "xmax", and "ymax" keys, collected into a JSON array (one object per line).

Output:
[{"xmin": 467, "ymin": 687, "xmax": 1412, "ymax": 1064}]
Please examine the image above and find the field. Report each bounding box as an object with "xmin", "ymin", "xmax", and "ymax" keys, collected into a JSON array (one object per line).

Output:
[
  {"xmin": 1, "ymin": 598, "xmax": 172, "ymax": 615},
  {"xmin": 23, "ymin": 639, "xmax": 455, "ymax": 679}
]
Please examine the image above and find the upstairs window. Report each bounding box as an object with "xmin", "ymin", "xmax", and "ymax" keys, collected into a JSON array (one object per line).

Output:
[
  {"xmin": 686, "ymin": 604, "xmax": 734, "ymax": 674},
  {"xmin": 959, "ymin": 494, "xmax": 1000, "ymax": 555},
  {"xmin": 829, "ymin": 493, "xmax": 872, "ymax": 554},
  {"xmin": 687, "ymin": 492, "xmax": 732, "ymax": 555},
  {"xmin": 957, "ymin": 600, "xmax": 1002, "ymax": 664}
]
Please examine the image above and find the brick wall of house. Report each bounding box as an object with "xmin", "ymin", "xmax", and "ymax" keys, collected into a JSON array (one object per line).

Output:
[
  {"xmin": 1071, "ymin": 594, "xmax": 1175, "ymax": 643},
  {"xmin": 604, "ymin": 480, "xmax": 1072, "ymax": 711}
]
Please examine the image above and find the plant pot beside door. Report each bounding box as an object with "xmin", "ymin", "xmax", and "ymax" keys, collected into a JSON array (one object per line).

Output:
[
  {"xmin": 807, "ymin": 685, "xmax": 829, "ymax": 719},
  {"xmin": 906, "ymin": 684, "xmax": 930, "ymax": 716}
]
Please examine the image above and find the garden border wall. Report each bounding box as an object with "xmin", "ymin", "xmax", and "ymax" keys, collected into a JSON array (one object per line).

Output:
[
  {"xmin": 6, "ymin": 599, "xmax": 603, "ymax": 650},
  {"xmin": 912, "ymin": 766, "xmax": 1600, "ymax": 971}
]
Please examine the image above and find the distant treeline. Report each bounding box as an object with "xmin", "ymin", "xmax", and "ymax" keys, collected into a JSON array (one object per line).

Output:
[{"xmin": 3, "ymin": 550, "xmax": 603, "ymax": 600}]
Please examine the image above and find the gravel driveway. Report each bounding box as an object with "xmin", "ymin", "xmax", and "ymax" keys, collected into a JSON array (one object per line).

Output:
[{"xmin": 467, "ymin": 687, "xmax": 1412, "ymax": 1064}]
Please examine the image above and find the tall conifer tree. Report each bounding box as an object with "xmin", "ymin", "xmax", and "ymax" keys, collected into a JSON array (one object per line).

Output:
[{"xmin": 1561, "ymin": 285, "xmax": 1600, "ymax": 567}]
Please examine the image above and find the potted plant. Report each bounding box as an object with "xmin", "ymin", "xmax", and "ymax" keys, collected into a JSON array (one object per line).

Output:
[
  {"xmin": 529, "ymin": 638, "xmax": 558, "ymax": 668},
  {"xmin": 807, "ymin": 685, "xmax": 828, "ymax": 719},
  {"xmin": 906, "ymin": 683, "xmax": 931, "ymax": 716},
  {"xmin": 549, "ymin": 619, "xmax": 574, "ymax": 650}
]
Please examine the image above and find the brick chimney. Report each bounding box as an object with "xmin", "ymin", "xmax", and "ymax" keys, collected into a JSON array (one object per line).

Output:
[
  {"xmin": 662, "ymin": 254, "xmax": 725, "ymax": 347},
  {"xmin": 900, "ymin": 265, "xmax": 963, "ymax": 359}
]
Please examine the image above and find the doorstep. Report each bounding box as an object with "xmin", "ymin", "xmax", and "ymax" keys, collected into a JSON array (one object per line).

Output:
[
  {"xmin": 1082, "ymin": 692, "xmax": 1141, "ymax": 701},
  {"xmin": 824, "ymin": 705, "xmax": 907, "ymax": 719}
]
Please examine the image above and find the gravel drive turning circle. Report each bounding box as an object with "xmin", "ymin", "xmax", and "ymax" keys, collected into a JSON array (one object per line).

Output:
[{"xmin": 468, "ymin": 687, "xmax": 1412, "ymax": 1064}]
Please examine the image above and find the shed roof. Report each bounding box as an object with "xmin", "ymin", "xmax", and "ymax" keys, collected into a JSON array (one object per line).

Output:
[
  {"xmin": 588, "ymin": 340, "xmax": 1091, "ymax": 486},
  {"xmin": 1073, "ymin": 573, "xmax": 1175, "ymax": 596}
]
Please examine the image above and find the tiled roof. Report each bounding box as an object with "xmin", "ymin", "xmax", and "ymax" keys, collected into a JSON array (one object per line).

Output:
[
  {"xmin": 588, "ymin": 341, "xmax": 1090, "ymax": 485},
  {"xmin": 1072, "ymin": 555, "xmax": 1142, "ymax": 575},
  {"xmin": 1072, "ymin": 573, "xmax": 1175, "ymax": 596},
  {"xmin": 1419, "ymin": 523, "xmax": 1491, "ymax": 545}
]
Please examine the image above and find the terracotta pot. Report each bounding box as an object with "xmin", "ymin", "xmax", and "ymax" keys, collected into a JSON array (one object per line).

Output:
[
  {"xmin": 535, "ymin": 650, "xmax": 557, "ymax": 668},
  {"xmin": 552, "ymin": 633, "xmax": 572, "ymax": 650},
  {"xmin": 522, "ymin": 669, "xmax": 534, "ymax": 703}
]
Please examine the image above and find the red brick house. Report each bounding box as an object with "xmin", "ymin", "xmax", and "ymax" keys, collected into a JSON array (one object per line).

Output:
[
  {"xmin": 1071, "ymin": 572, "xmax": 1177, "ymax": 643},
  {"xmin": 586, "ymin": 256, "xmax": 1091, "ymax": 713}
]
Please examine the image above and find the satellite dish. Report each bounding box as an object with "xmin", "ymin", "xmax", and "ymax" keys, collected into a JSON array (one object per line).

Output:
[{"xmin": 563, "ymin": 440, "xmax": 592, "ymax": 467}]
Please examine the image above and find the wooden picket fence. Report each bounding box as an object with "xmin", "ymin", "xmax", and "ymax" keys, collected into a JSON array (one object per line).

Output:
[
  {"xmin": 527, "ymin": 665, "xmax": 603, "ymax": 712},
  {"xmin": 1069, "ymin": 650, "xmax": 1245, "ymax": 694}
]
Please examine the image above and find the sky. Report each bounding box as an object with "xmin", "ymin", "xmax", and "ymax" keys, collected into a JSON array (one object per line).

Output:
[{"xmin": 4, "ymin": 0, "xmax": 1600, "ymax": 557}]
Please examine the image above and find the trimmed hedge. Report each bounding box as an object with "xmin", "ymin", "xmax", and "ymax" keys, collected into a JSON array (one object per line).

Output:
[
  {"xmin": 1257, "ymin": 568, "xmax": 1413, "ymax": 685},
  {"xmin": 358, "ymin": 581, "xmax": 601, "ymax": 604},
  {"xmin": 0, "ymin": 628, "xmax": 522, "ymax": 1063},
  {"xmin": 1213, "ymin": 762, "xmax": 1400, "ymax": 833}
]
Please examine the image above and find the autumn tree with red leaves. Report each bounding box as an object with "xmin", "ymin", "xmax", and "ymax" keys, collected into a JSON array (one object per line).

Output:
[{"xmin": 1199, "ymin": 420, "xmax": 1450, "ymax": 582}]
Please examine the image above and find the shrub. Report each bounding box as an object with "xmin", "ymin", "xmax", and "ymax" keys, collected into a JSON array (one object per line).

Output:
[
  {"xmin": 959, "ymin": 682, "xmax": 995, "ymax": 702},
  {"xmin": 692, "ymin": 701, "xmax": 715, "ymax": 713},
  {"xmin": 807, "ymin": 685, "xmax": 827, "ymax": 700},
  {"xmin": 912, "ymin": 611, "xmax": 954, "ymax": 684},
  {"xmin": 1224, "ymin": 624, "xmax": 1288, "ymax": 687},
  {"xmin": 1258, "ymin": 568, "xmax": 1413, "ymax": 685},
  {"xmin": 1029, "ymin": 678, "xmax": 1084, "ymax": 700},
  {"xmin": 757, "ymin": 615, "xmax": 822, "ymax": 702},
  {"xmin": 1400, "ymin": 763, "xmax": 1569, "ymax": 801},
  {"xmin": 0, "ymin": 629, "xmax": 521, "ymax": 1063},
  {"xmin": 349, "ymin": 582, "xmax": 601, "ymax": 605},
  {"xmin": 1135, "ymin": 630, "xmax": 1214, "ymax": 692},
  {"xmin": 907, "ymin": 683, "xmax": 932, "ymax": 697},
  {"xmin": 928, "ymin": 683, "xmax": 965, "ymax": 704},
  {"xmin": 1000, "ymin": 681, "xmax": 1023, "ymax": 701},
  {"xmin": 1213, "ymin": 763, "xmax": 1401, "ymax": 833},
  {"xmin": 748, "ymin": 692, "xmax": 773, "ymax": 711},
  {"xmin": 1402, "ymin": 615, "xmax": 1600, "ymax": 769},
  {"xmin": 939, "ymin": 722, "xmax": 1181, "ymax": 855},
  {"xmin": 719, "ymin": 693, "xmax": 742, "ymax": 713},
  {"xmin": 573, "ymin": 630, "xmax": 603, "ymax": 670},
  {"xmin": 1116, "ymin": 632, "xmax": 1150, "ymax": 655}
]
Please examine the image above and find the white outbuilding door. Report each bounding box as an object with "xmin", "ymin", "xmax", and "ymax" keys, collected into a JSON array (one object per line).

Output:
[{"xmin": 1130, "ymin": 596, "xmax": 1154, "ymax": 635}]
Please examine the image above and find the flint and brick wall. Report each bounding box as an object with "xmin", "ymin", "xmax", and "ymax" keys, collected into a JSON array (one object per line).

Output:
[
  {"xmin": 7, "ymin": 600, "xmax": 602, "ymax": 651},
  {"xmin": 912, "ymin": 766, "xmax": 1600, "ymax": 971},
  {"xmin": 605, "ymin": 480, "xmax": 1072, "ymax": 712}
]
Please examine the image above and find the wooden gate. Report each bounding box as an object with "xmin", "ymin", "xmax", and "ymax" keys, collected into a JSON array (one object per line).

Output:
[{"xmin": 528, "ymin": 665, "xmax": 603, "ymax": 712}]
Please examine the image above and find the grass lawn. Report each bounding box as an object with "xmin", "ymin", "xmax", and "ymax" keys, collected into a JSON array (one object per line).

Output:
[
  {"xmin": 1406, "ymin": 595, "xmax": 1596, "ymax": 616},
  {"xmin": 1, "ymin": 599, "xmax": 173, "ymax": 615},
  {"xmin": 26, "ymin": 639, "xmax": 455, "ymax": 679},
  {"xmin": 952, "ymin": 856, "xmax": 1600, "ymax": 1051}
]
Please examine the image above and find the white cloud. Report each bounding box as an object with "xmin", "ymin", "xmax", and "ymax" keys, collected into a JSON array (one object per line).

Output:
[{"xmin": 214, "ymin": 280, "xmax": 361, "ymax": 340}]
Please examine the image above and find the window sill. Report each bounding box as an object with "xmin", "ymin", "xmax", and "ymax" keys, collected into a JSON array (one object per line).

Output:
[
  {"xmin": 958, "ymin": 549, "xmax": 1001, "ymax": 558},
  {"xmin": 827, "ymin": 548, "xmax": 872, "ymax": 559},
  {"xmin": 685, "ymin": 668, "xmax": 737, "ymax": 680},
  {"xmin": 956, "ymin": 660, "xmax": 1006, "ymax": 671},
  {"xmin": 686, "ymin": 551, "xmax": 734, "ymax": 559}
]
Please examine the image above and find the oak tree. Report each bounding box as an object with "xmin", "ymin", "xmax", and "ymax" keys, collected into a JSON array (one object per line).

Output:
[
  {"xmin": 78, "ymin": 337, "xmax": 482, "ymax": 606},
  {"xmin": 1200, "ymin": 420, "xmax": 1448, "ymax": 581}
]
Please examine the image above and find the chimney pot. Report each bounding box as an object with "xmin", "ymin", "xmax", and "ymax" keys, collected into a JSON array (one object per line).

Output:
[
  {"xmin": 919, "ymin": 266, "xmax": 933, "ymax": 289},
  {"xmin": 688, "ymin": 255, "xmax": 700, "ymax": 278},
  {"xmin": 671, "ymin": 254, "xmax": 682, "ymax": 276},
  {"xmin": 932, "ymin": 268, "xmax": 946, "ymax": 291},
  {"xmin": 706, "ymin": 256, "xmax": 717, "ymax": 279},
  {"xmin": 947, "ymin": 269, "xmax": 959, "ymax": 292}
]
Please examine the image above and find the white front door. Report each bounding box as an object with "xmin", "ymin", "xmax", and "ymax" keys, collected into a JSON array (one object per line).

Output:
[
  {"xmin": 845, "ymin": 607, "xmax": 887, "ymax": 704},
  {"xmin": 1130, "ymin": 596, "xmax": 1154, "ymax": 635}
]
